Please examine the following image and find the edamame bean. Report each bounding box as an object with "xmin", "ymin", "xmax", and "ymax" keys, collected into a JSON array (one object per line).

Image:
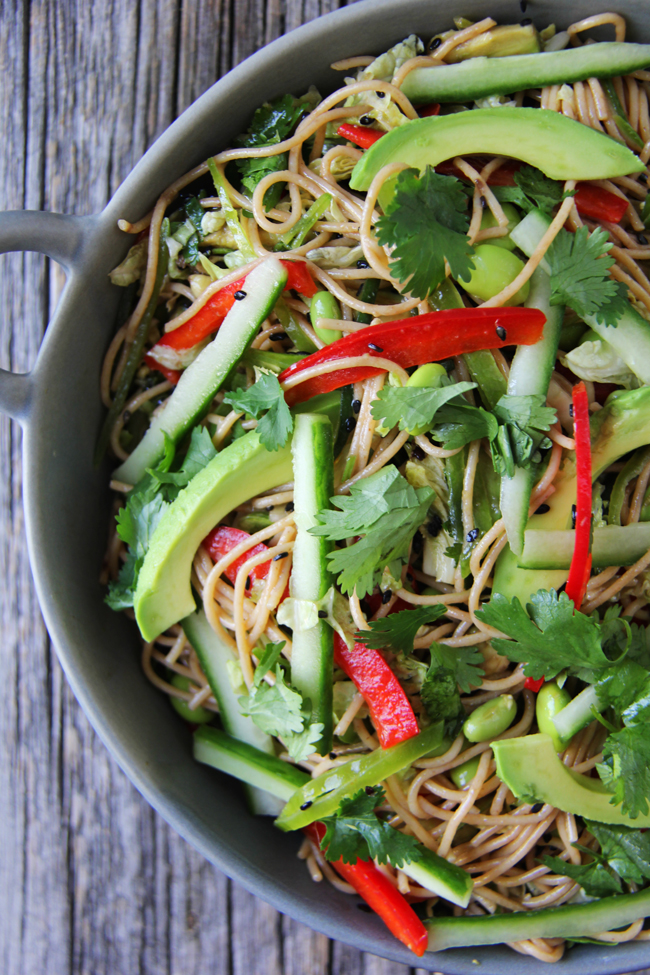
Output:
[
  {"xmin": 310, "ymin": 290, "xmax": 342, "ymax": 345},
  {"xmin": 463, "ymin": 694, "xmax": 517, "ymax": 742},
  {"xmin": 461, "ymin": 244, "xmax": 530, "ymax": 306},
  {"xmin": 407, "ymin": 362, "xmax": 447, "ymax": 388},
  {"xmin": 450, "ymin": 754, "xmax": 481, "ymax": 789},
  {"xmin": 170, "ymin": 674, "xmax": 213, "ymax": 724},
  {"xmin": 536, "ymin": 681, "xmax": 571, "ymax": 752},
  {"xmin": 479, "ymin": 203, "xmax": 520, "ymax": 251}
]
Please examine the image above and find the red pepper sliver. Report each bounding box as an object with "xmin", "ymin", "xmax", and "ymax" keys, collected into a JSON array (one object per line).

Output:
[
  {"xmin": 282, "ymin": 259, "xmax": 319, "ymax": 298},
  {"xmin": 417, "ymin": 102, "xmax": 440, "ymax": 118},
  {"xmin": 143, "ymin": 353, "xmax": 182, "ymax": 385},
  {"xmin": 565, "ymin": 382, "xmax": 593, "ymax": 611},
  {"xmin": 524, "ymin": 676, "xmax": 545, "ymax": 693},
  {"xmin": 333, "ymin": 634, "xmax": 419, "ymax": 749},
  {"xmin": 337, "ymin": 122, "xmax": 385, "ymax": 150},
  {"xmin": 573, "ymin": 183, "xmax": 629, "ymax": 224},
  {"xmin": 279, "ymin": 307, "xmax": 546, "ymax": 405},
  {"xmin": 203, "ymin": 526, "xmax": 272, "ymax": 595},
  {"xmin": 304, "ymin": 823, "xmax": 428, "ymax": 957}
]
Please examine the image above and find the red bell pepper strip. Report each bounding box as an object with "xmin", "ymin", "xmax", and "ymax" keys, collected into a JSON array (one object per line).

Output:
[
  {"xmin": 333, "ymin": 633, "xmax": 419, "ymax": 749},
  {"xmin": 283, "ymin": 259, "xmax": 319, "ymax": 298},
  {"xmin": 418, "ymin": 102, "xmax": 441, "ymax": 118},
  {"xmin": 279, "ymin": 307, "xmax": 546, "ymax": 406},
  {"xmin": 203, "ymin": 526, "xmax": 274, "ymax": 597},
  {"xmin": 524, "ymin": 676, "xmax": 545, "ymax": 693},
  {"xmin": 304, "ymin": 822, "xmax": 428, "ymax": 957},
  {"xmin": 143, "ymin": 353, "xmax": 181, "ymax": 386},
  {"xmin": 565, "ymin": 382, "xmax": 593, "ymax": 611},
  {"xmin": 573, "ymin": 183, "xmax": 629, "ymax": 224},
  {"xmin": 337, "ymin": 123, "xmax": 385, "ymax": 150}
]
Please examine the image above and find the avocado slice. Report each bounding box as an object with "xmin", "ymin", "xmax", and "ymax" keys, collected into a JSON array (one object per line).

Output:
[
  {"xmin": 443, "ymin": 23, "xmax": 540, "ymax": 63},
  {"xmin": 493, "ymin": 733, "xmax": 650, "ymax": 826},
  {"xmin": 133, "ymin": 393, "xmax": 341, "ymax": 641},
  {"xmin": 349, "ymin": 108, "xmax": 643, "ymax": 196}
]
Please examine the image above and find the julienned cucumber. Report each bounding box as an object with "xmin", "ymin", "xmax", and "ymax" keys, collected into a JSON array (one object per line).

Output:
[
  {"xmin": 400, "ymin": 42, "xmax": 650, "ymax": 105},
  {"xmin": 425, "ymin": 886, "xmax": 650, "ymax": 951},
  {"xmin": 275, "ymin": 722, "xmax": 446, "ymax": 831},
  {"xmin": 499, "ymin": 267, "xmax": 562, "ymax": 556},
  {"xmin": 114, "ymin": 257, "xmax": 288, "ymax": 486},
  {"xmin": 402, "ymin": 848, "xmax": 472, "ymax": 909},
  {"xmin": 520, "ymin": 522, "xmax": 650, "ymax": 569},
  {"xmin": 511, "ymin": 209, "xmax": 650, "ymax": 385},
  {"xmin": 289, "ymin": 414, "xmax": 335, "ymax": 755},
  {"xmin": 182, "ymin": 608, "xmax": 283, "ymax": 815},
  {"xmin": 193, "ymin": 726, "xmax": 310, "ymax": 801}
]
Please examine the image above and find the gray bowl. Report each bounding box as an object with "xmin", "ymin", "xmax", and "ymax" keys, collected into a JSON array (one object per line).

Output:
[{"xmin": 1, "ymin": 1, "xmax": 649, "ymax": 970}]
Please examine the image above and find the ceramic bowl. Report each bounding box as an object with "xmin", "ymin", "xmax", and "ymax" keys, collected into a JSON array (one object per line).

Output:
[{"xmin": 1, "ymin": 1, "xmax": 649, "ymax": 970}]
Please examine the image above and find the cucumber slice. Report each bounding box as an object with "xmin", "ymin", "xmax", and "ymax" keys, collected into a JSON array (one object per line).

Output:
[
  {"xmin": 425, "ymin": 886, "xmax": 650, "ymax": 951},
  {"xmin": 289, "ymin": 413, "xmax": 335, "ymax": 755},
  {"xmin": 182, "ymin": 608, "xmax": 283, "ymax": 815},
  {"xmin": 193, "ymin": 726, "xmax": 310, "ymax": 802},
  {"xmin": 520, "ymin": 522, "xmax": 650, "ymax": 569},
  {"xmin": 400, "ymin": 848, "xmax": 472, "ymax": 909},
  {"xmin": 114, "ymin": 257, "xmax": 288, "ymax": 486}
]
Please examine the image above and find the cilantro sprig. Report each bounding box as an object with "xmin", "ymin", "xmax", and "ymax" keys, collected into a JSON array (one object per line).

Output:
[
  {"xmin": 223, "ymin": 372, "xmax": 293, "ymax": 451},
  {"xmin": 320, "ymin": 787, "xmax": 423, "ymax": 867},
  {"xmin": 235, "ymin": 94, "xmax": 309, "ymax": 210},
  {"xmin": 310, "ymin": 466, "xmax": 433, "ymax": 597},
  {"xmin": 421, "ymin": 645, "xmax": 484, "ymax": 734},
  {"xmin": 546, "ymin": 225, "xmax": 629, "ymax": 326},
  {"xmin": 355, "ymin": 604, "xmax": 447, "ymax": 656},
  {"xmin": 490, "ymin": 394, "xmax": 557, "ymax": 477},
  {"xmin": 376, "ymin": 167, "xmax": 475, "ymax": 300}
]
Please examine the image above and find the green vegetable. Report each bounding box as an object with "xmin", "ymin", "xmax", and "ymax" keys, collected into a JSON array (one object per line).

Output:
[
  {"xmin": 536, "ymin": 681, "xmax": 571, "ymax": 752},
  {"xmin": 610, "ymin": 446, "xmax": 650, "ymax": 526},
  {"xmin": 355, "ymin": 604, "xmax": 447, "ymax": 656},
  {"xmin": 310, "ymin": 289, "xmax": 341, "ymax": 345},
  {"xmin": 208, "ymin": 158, "xmax": 255, "ymax": 259},
  {"xmin": 461, "ymin": 244, "xmax": 529, "ymax": 306},
  {"xmin": 240, "ymin": 347, "xmax": 306, "ymax": 373},
  {"xmin": 463, "ymin": 694, "xmax": 517, "ymax": 743},
  {"xmin": 235, "ymin": 93, "xmax": 309, "ymax": 210},
  {"xmin": 479, "ymin": 202, "xmax": 520, "ymax": 250},
  {"xmin": 490, "ymin": 393, "xmax": 556, "ymax": 478},
  {"xmin": 450, "ymin": 755, "xmax": 481, "ymax": 789},
  {"xmin": 520, "ymin": 522, "xmax": 650, "ymax": 570},
  {"xmin": 223, "ymin": 372, "xmax": 293, "ymax": 451},
  {"xmin": 370, "ymin": 380, "xmax": 477, "ymax": 435},
  {"xmin": 275, "ymin": 722, "xmax": 446, "ymax": 831},
  {"xmin": 601, "ymin": 78, "xmax": 645, "ymax": 151},
  {"xmin": 319, "ymin": 786, "xmax": 422, "ymax": 866},
  {"xmin": 586, "ymin": 819, "xmax": 650, "ymax": 885},
  {"xmin": 276, "ymin": 193, "xmax": 331, "ymax": 250},
  {"xmin": 375, "ymin": 166, "xmax": 474, "ymax": 300},
  {"xmin": 310, "ymin": 465, "xmax": 433, "ymax": 597},
  {"xmin": 429, "ymin": 399, "xmax": 499, "ymax": 450},
  {"xmin": 546, "ymin": 224, "xmax": 628, "ymax": 326},
  {"xmin": 421, "ymin": 646, "xmax": 484, "ymax": 734},
  {"xmin": 444, "ymin": 23, "xmax": 540, "ymax": 63},
  {"xmin": 539, "ymin": 853, "xmax": 622, "ymax": 897},
  {"xmin": 169, "ymin": 674, "xmax": 213, "ymax": 724},
  {"xmin": 354, "ymin": 277, "xmax": 379, "ymax": 325},
  {"xmin": 599, "ymin": 725, "xmax": 650, "ymax": 819}
]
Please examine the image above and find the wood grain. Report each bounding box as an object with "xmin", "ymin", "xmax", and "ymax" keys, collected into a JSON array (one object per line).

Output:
[{"xmin": 0, "ymin": 2, "xmax": 647, "ymax": 974}]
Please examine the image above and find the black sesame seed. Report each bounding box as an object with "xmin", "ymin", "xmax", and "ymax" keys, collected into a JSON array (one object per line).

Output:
[
  {"xmin": 234, "ymin": 290, "xmax": 247, "ymax": 300},
  {"xmin": 382, "ymin": 589, "xmax": 392, "ymax": 604},
  {"xmin": 329, "ymin": 752, "xmax": 337, "ymax": 759},
  {"xmin": 531, "ymin": 802, "xmax": 543, "ymax": 814},
  {"xmin": 429, "ymin": 36, "xmax": 442, "ymax": 51},
  {"xmin": 266, "ymin": 505, "xmax": 274, "ymax": 511},
  {"xmin": 246, "ymin": 575, "xmax": 252, "ymax": 589},
  {"xmin": 122, "ymin": 410, "xmax": 132, "ymax": 423},
  {"xmin": 520, "ymin": 0, "xmax": 528, "ymax": 10},
  {"xmin": 359, "ymin": 115, "xmax": 373, "ymax": 126},
  {"xmin": 571, "ymin": 504, "xmax": 577, "ymax": 528},
  {"xmin": 496, "ymin": 325, "xmax": 507, "ymax": 341},
  {"xmin": 352, "ymin": 398, "xmax": 362, "ymax": 414},
  {"xmin": 520, "ymin": 17, "xmax": 532, "ymax": 26},
  {"xmin": 285, "ymin": 501, "xmax": 295, "ymax": 512},
  {"xmin": 356, "ymin": 259, "xmax": 370, "ymax": 269},
  {"xmin": 269, "ymin": 331, "xmax": 287, "ymax": 341},
  {"xmin": 412, "ymin": 532, "xmax": 424, "ymax": 553},
  {"xmin": 365, "ymin": 785, "xmax": 376, "ymax": 795},
  {"xmin": 411, "ymin": 445, "xmax": 426, "ymax": 461},
  {"xmin": 376, "ymin": 91, "xmax": 386, "ymax": 98},
  {"xmin": 569, "ymin": 403, "xmax": 574, "ymax": 418},
  {"xmin": 357, "ymin": 903, "xmax": 372, "ymax": 913},
  {"xmin": 344, "ymin": 416, "xmax": 356, "ymax": 432},
  {"xmin": 428, "ymin": 514, "xmax": 443, "ymax": 537},
  {"xmin": 638, "ymin": 233, "xmax": 649, "ymax": 245},
  {"xmin": 300, "ymin": 800, "xmax": 313, "ymax": 810},
  {"xmin": 536, "ymin": 503, "xmax": 550, "ymax": 514},
  {"xmin": 639, "ymin": 173, "xmax": 648, "ymax": 184},
  {"xmin": 368, "ymin": 342, "xmax": 384, "ymax": 352},
  {"xmin": 466, "ymin": 527, "xmax": 480, "ymax": 544},
  {"xmin": 273, "ymin": 551, "xmax": 289, "ymax": 561},
  {"xmin": 318, "ymin": 610, "xmax": 328, "ymax": 619}
]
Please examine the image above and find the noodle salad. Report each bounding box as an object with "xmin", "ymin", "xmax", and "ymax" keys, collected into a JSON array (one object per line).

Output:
[{"xmin": 100, "ymin": 12, "xmax": 650, "ymax": 961}]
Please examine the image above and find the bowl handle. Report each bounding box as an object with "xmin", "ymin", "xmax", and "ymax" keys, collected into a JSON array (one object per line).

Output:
[{"xmin": 0, "ymin": 209, "xmax": 88, "ymax": 423}]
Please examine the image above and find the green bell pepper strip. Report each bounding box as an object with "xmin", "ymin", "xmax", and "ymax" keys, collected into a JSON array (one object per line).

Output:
[
  {"xmin": 275, "ymin": 721, "xmax": 446, "ymax": 831},
  {"xmin": 275, "ymin": 193, "xmax": 332, "ymax": 250},
  {"xmin": 354, "ymin": 277, "xmax": 380, "ymax": 325}
]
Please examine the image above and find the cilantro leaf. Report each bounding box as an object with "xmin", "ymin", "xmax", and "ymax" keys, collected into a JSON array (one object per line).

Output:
[
  {"xmin": 540, "ymin": 854, "xmax": 622, "ymax": 897},
  {"xmin": 598, "ymin": 724, "xmax": 650, "ymax": 819},
  {"xmin": 376, "ymin": 167, "xmax": 474, "ymax": 300},
  {"xmin": 235, "ymin": 94, "xmax": 308, "ymax": 209},
  {"xmin": 355, "ymin": 604, "xmax": 447, "ymax": 656},
  {"xmin": 106, "ymin": 477, "xmax": 169, "ymax": 610},
  {"xmin": 284, "ymin": 721, "xmax": 326, "ymax": 762},
  {"xmin": 239, "ymin": 664, "xmax": 305, "ymax": 737},
  {"xmin": 514, "ymin": 166, "xmax": 565, "ymax": 213},
  {"xmin": 320, "ymin": 787, "xmax": 423, "ymax": 866},
  {"xmin": 253, "ymin": 641, "xmax": 287, "ymax": 687},
  {"xmin": 546, "ymin": 225, "xmax": 629, "ymax": 326},
  {"xmin": 586, "ymin": 820, "xmax": 650, "ymax": 885},
  {"xmin": 491, "ymin": 394, "xmax": 556, "ymax": 475},
  {"xmin": 148, "ymin": 426, "xmax": 217, "ymax": 498},
  {"xmin": 476, "ymin": 590, "xmax": 610, "ymax": 681},
  {"xmin": 594, "ymin": 659, "xmax": 650, "ymax": 719},
  {"xmin": 429, "ymin": 400, "xmax": 499, "ymax": 449},
  {"xmin": 370, "ymin": 381, "xmax": 476, "ymax": 434},
  {"xmin": 431, "ymin": 644, "xmax": 485, "ymax": 695},
  {"xmin": 420, "ymin": 645, "xmax": 484, "ymax": 731},
  {"xmin": 223, "ymin": 373, "xmax": 293, "ymax": 451},
  {"xmin": 311, "ymin": 467, "xmax": 433, "ymax": 597}
]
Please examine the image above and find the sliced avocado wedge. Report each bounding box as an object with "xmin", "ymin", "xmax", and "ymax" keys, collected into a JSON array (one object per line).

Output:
[
  {"xmin": 493, "ymin": 733, "xmax": 650, "ymax": 827},
  {"xmin": 349, "ymin": 108, "xmax": 643, "ymax": 196},
  {"xmin": 133, "ymin": 392, "xmax": 341, "ymax": 641}
]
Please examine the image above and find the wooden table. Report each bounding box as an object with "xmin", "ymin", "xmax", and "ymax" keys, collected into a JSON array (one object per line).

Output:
[{"xmin": 0, "ymin": 2, "xmax": 647, "ymax": 973}]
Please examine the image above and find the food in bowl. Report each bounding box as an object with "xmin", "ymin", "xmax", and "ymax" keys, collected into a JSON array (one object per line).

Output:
[{"xmin": 99, "ymin": 10, "xmax": 650, "ymax": 961}]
